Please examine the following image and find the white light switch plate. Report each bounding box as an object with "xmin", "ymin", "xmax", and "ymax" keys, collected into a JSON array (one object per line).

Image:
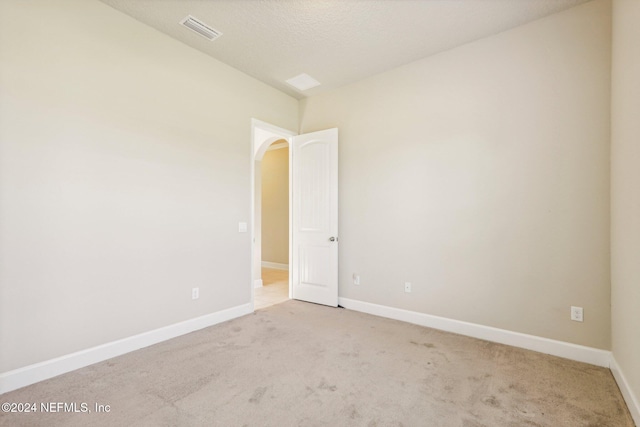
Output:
[{"xmin": 238, "ymin": 222, "xmax": 247, "ymax": 232}]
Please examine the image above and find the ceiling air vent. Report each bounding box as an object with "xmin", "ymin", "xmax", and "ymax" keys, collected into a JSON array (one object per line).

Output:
[
  {"xmin": 180, "ymin": 15, "xmax": 222, "ymax": 41},
  {"xmin": 285, "ymin": 73, "xmax": 321, "ymax": 91}
]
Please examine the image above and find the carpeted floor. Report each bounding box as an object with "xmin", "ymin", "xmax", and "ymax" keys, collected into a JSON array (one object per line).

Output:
[{"xmin": 0, "ymin": 300, "xmax": 634, "ymax": 426}]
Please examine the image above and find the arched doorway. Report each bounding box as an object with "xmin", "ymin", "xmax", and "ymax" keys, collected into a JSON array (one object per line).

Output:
[{"xmin": 251, "ymin": 120, "xmax": 295, "ymax": 309}]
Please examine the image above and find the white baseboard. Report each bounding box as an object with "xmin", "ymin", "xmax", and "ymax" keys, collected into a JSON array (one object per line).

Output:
[
  {"xmin": 0, "ymin": 303, "xmax": 252, "ymax": 395},
  {"xmin": 610, "ymin": 356, "xmax": 640, "ymax": 425},
  {"xmin": 261, "ymin": 261, "xmax": 289, "ymax": 270},
  {"xmin": 254, "ymin": 279, "xmax": 263, "ymax": 288},
  {"xmin": 338, "ymin": 297, "xmax": 611, "ymax": 368}
]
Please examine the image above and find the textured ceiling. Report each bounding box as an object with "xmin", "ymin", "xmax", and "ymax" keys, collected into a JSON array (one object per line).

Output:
[{"xmin": 99, "ymin": 0, "xmax": 592, "ymax": 99}]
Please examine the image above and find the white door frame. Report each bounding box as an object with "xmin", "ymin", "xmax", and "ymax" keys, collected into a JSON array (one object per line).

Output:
[{"xmin": 251, "ymin": 119, "xmax": 296, "ymax": 310}]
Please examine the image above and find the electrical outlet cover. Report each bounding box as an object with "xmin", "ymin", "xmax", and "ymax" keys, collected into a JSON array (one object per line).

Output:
[{"xmin": 570, "ymin": 306, "xmax": 583, "ymax": 322}]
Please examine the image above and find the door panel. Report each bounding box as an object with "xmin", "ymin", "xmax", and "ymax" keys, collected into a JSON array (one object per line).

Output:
[{"xmin": 292, "ymin": 129, "xmax": 338, "ymax": 307}]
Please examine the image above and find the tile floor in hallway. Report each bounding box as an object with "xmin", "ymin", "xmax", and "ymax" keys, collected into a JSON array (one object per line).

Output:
[{"xmin": 254, "ymin": 267, "xmax": 289, "ymax": 310}]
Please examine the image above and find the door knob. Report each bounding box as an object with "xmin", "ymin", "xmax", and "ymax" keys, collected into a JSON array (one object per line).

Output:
[{"xmin": 329, "ymin": 237, "xmax": 337, "ymax": 242}]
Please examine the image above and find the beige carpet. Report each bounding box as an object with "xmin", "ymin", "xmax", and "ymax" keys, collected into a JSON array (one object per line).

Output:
[{"xmin": 0, "ymin": 300, "xmax": 634, "ymax": 427}]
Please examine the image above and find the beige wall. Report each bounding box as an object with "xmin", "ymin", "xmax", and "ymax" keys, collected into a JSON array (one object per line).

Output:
[
  {"xmin": 0, "ymin": 0, "xmax": 298, "ymax": 372},
  {"xmin": 300, "ymin": 0, "xmax": 611, "ymax": 349},
  {"xmin": 611, "ymin": 0, "xmax": 640, "ymax": 412},
  {"xmin": 261, "ymin": 146, "xmax": 289, "ymax": 265}
]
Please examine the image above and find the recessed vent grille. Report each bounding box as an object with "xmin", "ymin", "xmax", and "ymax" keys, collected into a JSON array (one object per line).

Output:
[
  {"xmin": 285, "ymin": 73, "xmax": 321, "ymax": 91},
  {"xmin": 180, "ymin": 15, "xmax": 222, "ymax": 41}
]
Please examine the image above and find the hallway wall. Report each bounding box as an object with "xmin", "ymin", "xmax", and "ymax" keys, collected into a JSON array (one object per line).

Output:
[{"xmin": 261, "ymin": 146, "xmax": 289, "ymax": 265}]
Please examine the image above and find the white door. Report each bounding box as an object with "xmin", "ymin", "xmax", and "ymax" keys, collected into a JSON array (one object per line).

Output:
[{"xmin": 291, "ymin": 128, "xmax": 338, "ymax": 307}]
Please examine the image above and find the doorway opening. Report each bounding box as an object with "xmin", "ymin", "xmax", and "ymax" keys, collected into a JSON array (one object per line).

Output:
[
  {"xmin": 251, "ymin": 120, "xmax": 296, "ymax": 310},
  {"xmin": 255, "ymin": 140, "xmax": 289, "ymax": 309},
  {"xmin": 251, "ymin": 120, "xmax": 339, "ymax": 310}
]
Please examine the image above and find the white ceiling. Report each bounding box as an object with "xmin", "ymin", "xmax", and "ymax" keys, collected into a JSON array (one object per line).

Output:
[{"xmin": 99, "ymin": 0, "xmax": 592, "ymax": 99}]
